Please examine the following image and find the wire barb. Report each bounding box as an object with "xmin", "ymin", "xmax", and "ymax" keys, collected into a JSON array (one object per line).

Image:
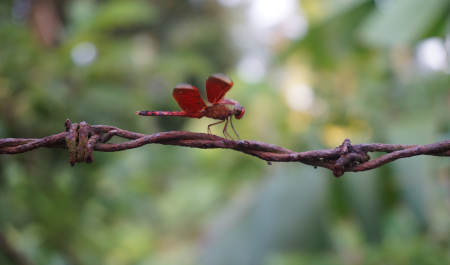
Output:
[{"xmin": 1, "ymin": 119, "xmax": 450, "ymax": 176}]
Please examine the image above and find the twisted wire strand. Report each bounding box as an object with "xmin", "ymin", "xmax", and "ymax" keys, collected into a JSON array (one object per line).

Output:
[{"xmin": 1, "ymin": 119, "xmax": 450, "ymax": 177}]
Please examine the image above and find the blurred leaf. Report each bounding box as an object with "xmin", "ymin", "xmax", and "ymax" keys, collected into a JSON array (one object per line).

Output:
[
  {"xmin": 358, "ymin": 0, "xmax": 450, "ymax": 47},
  {"xmin": 200, "ymin": 165, "xmax": 329, "ymax": 265},
  {"xmin": 92, "ymin": 1, "xmax": 159, "ymax": 31},
  {"xmin": 342, "ymin": 170, "xmax": 381, "ymax": 243},
  {"xmin": 387, "ymin": 114, "xmax": 436, "ymax": 227},
  {"xmin": 289, "ymin": 1, "xmax": 374, "ymax": 69}
]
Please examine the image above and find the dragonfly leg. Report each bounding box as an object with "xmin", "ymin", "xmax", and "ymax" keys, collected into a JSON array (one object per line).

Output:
[
  {"xmin": 229, "ymin": 116, "xmax": 240, "ymax": 140},
  {"xmin": 222, "ymin": 118, "xmax": 234, "ymax": 140},
  {"xmin": 207, "ymin": 120, "xmax": 226, "ymax": 137}
]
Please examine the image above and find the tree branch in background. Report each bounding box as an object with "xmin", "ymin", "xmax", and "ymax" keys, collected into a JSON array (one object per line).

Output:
[{"xmin": 1, "ymin": 119, "xmax": 449, "ymax": 177}]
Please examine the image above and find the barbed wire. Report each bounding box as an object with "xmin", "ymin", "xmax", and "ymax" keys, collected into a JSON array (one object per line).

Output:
[{"xmin": 1, "ymin": 119, "xmax": 450, "ymax": 177}]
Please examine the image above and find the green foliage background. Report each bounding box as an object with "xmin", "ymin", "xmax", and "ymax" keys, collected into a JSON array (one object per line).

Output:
[{"xmin": 1, "ymin": 0, "xmax": 450, "ymax": 264}]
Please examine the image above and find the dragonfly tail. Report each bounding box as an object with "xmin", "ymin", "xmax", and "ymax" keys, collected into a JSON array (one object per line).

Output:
[{"xmin": 135, "ymin": 111, "xmax": 187, "ymax": 116}]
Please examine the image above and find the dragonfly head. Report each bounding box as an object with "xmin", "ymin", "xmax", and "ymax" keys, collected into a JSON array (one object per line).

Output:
[{"xmin": 232, "ymin": 104, "xmax": 245, "ymax": 120}]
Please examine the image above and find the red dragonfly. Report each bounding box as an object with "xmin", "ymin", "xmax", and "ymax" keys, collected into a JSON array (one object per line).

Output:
[{"xmin": 135, "ymin": 73, "xmax": 245, "ymax": 139}]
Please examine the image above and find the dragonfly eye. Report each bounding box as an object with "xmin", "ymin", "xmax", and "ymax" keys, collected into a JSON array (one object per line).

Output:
[{"xmin": 233, "ymin": 105, "xmax": 245, "ymax": 119}]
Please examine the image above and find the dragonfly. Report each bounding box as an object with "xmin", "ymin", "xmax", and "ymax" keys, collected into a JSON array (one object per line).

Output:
[{"xmin": 135, "ymin": 73, "xmax": 245, "ymax": 139}]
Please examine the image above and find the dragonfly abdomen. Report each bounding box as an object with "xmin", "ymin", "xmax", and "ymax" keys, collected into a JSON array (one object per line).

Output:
[{"xmin": 135, "ymin": 111, "xmax": 187, "ymax": 117}]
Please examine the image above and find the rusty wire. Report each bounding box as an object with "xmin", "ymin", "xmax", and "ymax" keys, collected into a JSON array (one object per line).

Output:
[{"xmin": 1, "ymin": 119, "xmax": 450, "ymax": 177}]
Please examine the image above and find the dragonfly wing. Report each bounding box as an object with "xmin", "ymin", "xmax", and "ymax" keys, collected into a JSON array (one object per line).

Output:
[
  {"xmin": 205, "ymin": 73, "xmax": 233, "ymax": 104},
  {"xmin": 172, "ymin": 83, "xmax": 207, "ymax": 113},
  {"xmin": 217, "ymin": 98, "xmax": 239, "ymax": 106}
]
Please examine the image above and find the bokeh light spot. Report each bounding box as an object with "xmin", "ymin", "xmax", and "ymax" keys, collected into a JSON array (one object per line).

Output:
[
  {"xmin": 71, "ymin": 42, "xmax": 98, "ymax": 67},
  {"xmin": 248, "ymin": 0, "xmax": 297, "ymax": 28},
  {"xmin": 237, "ymin": 55, "xmax": 267, "ymax": 84},
  {"xmin": 416, "ymin": 37, "xmax": 448, "ymax": 72},
  {"xmin": 281, "ymin": 15, "xmax": 308, "ymax": 40},
  {"xmin": 217, "ymin": 0, "xmax": 242, "ymax": 8},
  {"xmin": 285, "ymin": 84, "xmax": 314, "ymax": 112}
]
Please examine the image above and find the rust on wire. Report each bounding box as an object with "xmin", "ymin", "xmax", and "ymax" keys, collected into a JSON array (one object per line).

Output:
[
  {"xmin": 85, "ymin": 134, "xmax": 100, "ymax": 164},
  {"xmin": 1, "ymin": 119, "xmax": 450, "ymax": 177},
  {"xmin": 66, "ymin": 121, "xmax": 78, "ymax": 167},
  {"xmin": 76, "ymin": 121, "xmax": 89, "ymax": 163}
]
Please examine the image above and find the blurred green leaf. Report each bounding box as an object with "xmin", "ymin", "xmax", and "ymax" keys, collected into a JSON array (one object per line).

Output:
[
  {"xmin": 92, "ymin": 1, "xmax": 159, "ymax": 30},
  {"xmin": 358, "ymin": 0, "xmax": 450, "ymax": 46},
  {"xmin": 386, "ymin": 114, "xmax": 436, "ymax": 227},
  {"xmin": 201, "ymin": 166, "xmax": 329, "ymax": 265}
]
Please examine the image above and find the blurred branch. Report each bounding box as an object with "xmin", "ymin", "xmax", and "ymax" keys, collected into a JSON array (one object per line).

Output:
[
  {"xmin": 30, "ymin": 0, "xmax": 63, "ymax": 47},
  {"xmin": 1, "ymin": 119, "xmax": 450, "ymax": 177}
]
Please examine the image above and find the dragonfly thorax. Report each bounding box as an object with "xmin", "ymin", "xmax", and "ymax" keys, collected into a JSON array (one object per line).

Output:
[{"xmin": 204, "ymin": 103, "xmax": 233, "ymax": 120}]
